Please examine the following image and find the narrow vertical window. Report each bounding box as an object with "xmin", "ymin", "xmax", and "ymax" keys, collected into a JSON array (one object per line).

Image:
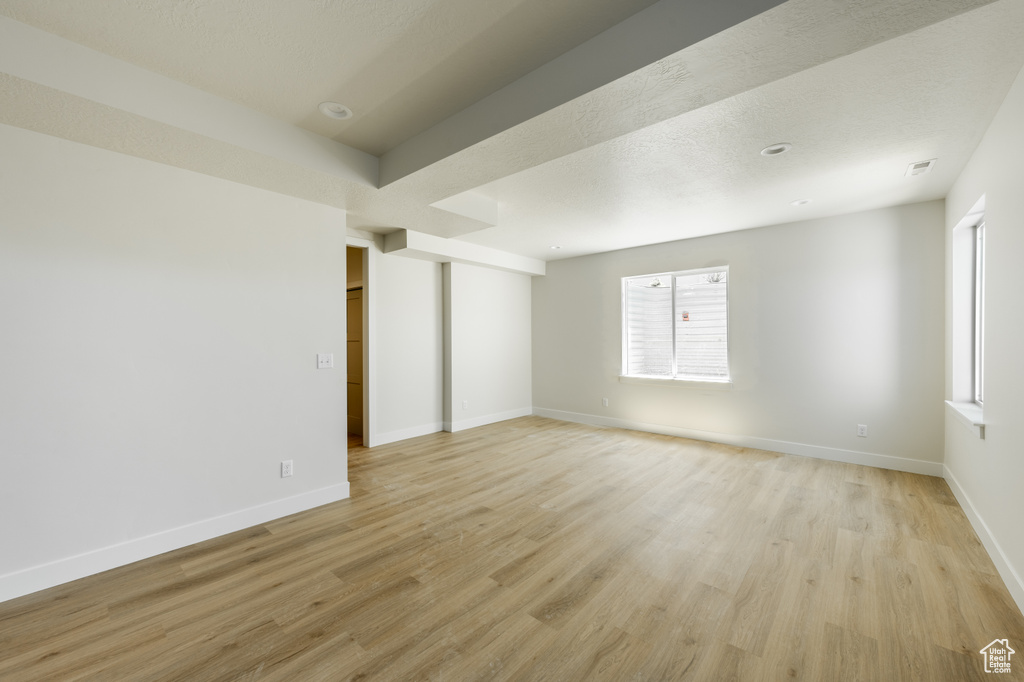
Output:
[
  {"xmin": 623, "ymin": 267, "xmax": 729, "ymax": 382},
  {"xmin": 974, "ymin": 222, "xmax": 985, "ymax": 406}
]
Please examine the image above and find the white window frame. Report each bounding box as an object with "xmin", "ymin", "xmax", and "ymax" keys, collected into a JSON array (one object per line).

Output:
[
  {"xmin": 973, "ymin": 221, "xmax": 985, "ymax": 406},
  {"xmin": 946, "ymin": 198, "xmax": 985, "ymax": 438},
  {"xmin": 620, "ymin": 265, "xmax": 730, "ymax": 384}
]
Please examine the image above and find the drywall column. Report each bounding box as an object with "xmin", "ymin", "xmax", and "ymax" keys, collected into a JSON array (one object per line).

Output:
[
  {"xmin": 373, "ymin": 253, "xmax": 444, "ymax": 445},
  {"xmin": 443, "ymin": 262, "xmax": 532, "ymax": 432}
]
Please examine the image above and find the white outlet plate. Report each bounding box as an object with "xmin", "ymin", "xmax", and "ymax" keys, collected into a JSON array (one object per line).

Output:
[
  {"xmin": 857, "ymin": 424, "xmax": 868, "ymax": 437},
  {"xmin": 316, "ymin": 353, "xmax": 333, "ymax": 369},
  {"xmin": 281, "ymin": 460, "xmax": 293, "ymax": 477},
  {"xmin": 462, "ymin": 400, "xmax": 469, "ymax": 410},
  {"xmin": 602, "ymin": 398, "xmax": 609, "ymax": 407}
]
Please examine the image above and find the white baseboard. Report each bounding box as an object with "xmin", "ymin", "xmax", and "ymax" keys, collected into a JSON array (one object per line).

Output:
[
  {"xmin": 0, "ymin": 481, "xmax": 350, "ymax": 605},
  {"xmin": 371, "ymin": 422, "xmax": 443, "ymax": 447},
  {"xmin": 445, "ymin": 407, "xmax": 533, "ymax": 433},
  {"xmin": 944, "ymin": 466, "xmax": 1024, "ymax": 615},
  {"xmin": 532, "ymin": 407, "xmax": 944, "ymax": 477}
]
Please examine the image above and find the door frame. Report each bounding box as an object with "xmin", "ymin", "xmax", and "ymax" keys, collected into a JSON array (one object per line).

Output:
[{"xmin": 345, "ymin": 236, "xmax": 375, "ymax": 447}]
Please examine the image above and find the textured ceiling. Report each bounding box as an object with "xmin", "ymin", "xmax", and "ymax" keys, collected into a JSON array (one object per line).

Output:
[
  {"xmin": 458, "ymin": 0, "xmax": 1024, "ymax": 260},
  {"xmin": 371, "ymin": 0, "xmax": 1013, "ymax": 218},
  {"xmin": 1, "ymin": 0, "xmax": 1022, "ymax": 263},
  {"xmin": 0, "ymin": 0, "xmax": 658, "ymax": 155}
]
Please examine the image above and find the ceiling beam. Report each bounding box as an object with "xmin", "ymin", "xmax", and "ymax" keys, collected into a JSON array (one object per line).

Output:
[
  {"xmin": 378, "ymin": 0, "xmax": 1002, "ymax": 228},
  {"xmin": 379, "ymin": 0, "xmax": 787, "ymax": 188}
]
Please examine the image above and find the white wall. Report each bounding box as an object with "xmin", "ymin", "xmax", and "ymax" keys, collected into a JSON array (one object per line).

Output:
[
  {"xmin": 944, "ymin": 63, "xmax": 1024, "ymax": 612},
  {"xmin": 533, "ymin": 201, "xmax": 946, "ymax": 474},
  {"xmin": 0, "ymin": 124, "xmax": 350, "ymax": 602},
  {"xmin": 444, "ymin": 262, "xmax": 533, "ymax": 431},
  {"xmin": 367, "ymin": 254, "xmax": 532, "ymax": 443},
  {"xmin": 372, "ymin": 252, "xmax": 445, "ymax": 445}
]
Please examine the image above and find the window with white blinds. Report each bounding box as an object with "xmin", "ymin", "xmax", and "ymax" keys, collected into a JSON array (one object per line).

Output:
[{"xmin": 623, "ymin": 267, "xmax": 729, "ymax": 381}]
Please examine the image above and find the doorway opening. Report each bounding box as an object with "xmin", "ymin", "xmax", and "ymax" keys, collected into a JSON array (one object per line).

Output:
[{"xmin": 346, "ymin": 246, "xmax": 367, "ymax": 447}]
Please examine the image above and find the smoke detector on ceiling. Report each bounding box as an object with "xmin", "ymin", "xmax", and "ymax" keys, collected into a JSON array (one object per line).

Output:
[{"xmin": 906, "ymin": 159, "xmax": 937, "ymax": 177}]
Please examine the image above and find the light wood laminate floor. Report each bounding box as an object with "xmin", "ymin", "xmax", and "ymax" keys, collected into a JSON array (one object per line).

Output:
[{"xmin": 2, "ymin": 417, "xmax": 1022, "ymax": 681}]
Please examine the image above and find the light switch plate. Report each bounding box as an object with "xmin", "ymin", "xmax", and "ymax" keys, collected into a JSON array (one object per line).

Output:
[{"xmin": 317, "ymin": 353, "xmax": 334, "ymax": 369}]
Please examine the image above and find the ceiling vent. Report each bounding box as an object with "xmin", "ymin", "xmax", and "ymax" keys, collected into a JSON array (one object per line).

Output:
[
  {"xmin": 760, "ymin": 143, "xmax": 792, "ymax": 157},
  {"xmin": 906, "ymin": 159, "xmax": 937, "ymax": 177}
]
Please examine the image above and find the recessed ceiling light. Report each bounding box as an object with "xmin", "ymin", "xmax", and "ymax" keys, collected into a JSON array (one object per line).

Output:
[
  {"xmin": 550, "ymin": 245, "xmax": 562, "ymax": 250},
  {"xmin": 761, "ymin": 143, "xmax": 792, "ymax": 157},
  {"xmin": 791, "ymin": 199, "xmax": 812, "ymax": 206},
  {"xmin": 318, "ymin": 102, "xmax": 353, "ymax": 120}
]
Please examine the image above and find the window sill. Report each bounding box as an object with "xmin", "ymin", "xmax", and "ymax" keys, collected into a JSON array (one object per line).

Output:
[
  {"xmin": 945, "ymin": 400, "xmax": 985, "ymax": 439},
  {"xmin": 619, "ymin": 375, "xmax": 733, "ymax": 390}
]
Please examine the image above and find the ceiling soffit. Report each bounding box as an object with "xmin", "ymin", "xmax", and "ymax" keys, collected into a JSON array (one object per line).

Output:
[
  {"xmin": 0, "ymin": 0, "xmax": 1015, "ymax": 253},
  {"xmin": 0, "ymin": 0, "xmax": 660, "ymax": 155},
  {"xmin": 455, "ymin": 0, "xmax": 1024, "ymax": 260},
  {"xmin": 380, "ymin": 0, "xmax": 1004, "ymax": 217}
]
